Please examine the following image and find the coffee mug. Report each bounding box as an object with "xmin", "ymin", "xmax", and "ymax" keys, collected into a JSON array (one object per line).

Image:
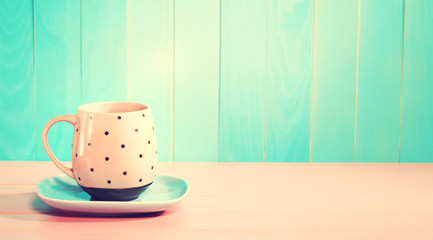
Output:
[{"xmin": 42, "ymin": 102, "xmax": 158, "ymax": 201}]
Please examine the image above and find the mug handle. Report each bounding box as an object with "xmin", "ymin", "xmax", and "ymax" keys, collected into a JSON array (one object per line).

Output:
[{"xmin": 42, "ymin": 115, "xmax": 78, "ymax": 179}]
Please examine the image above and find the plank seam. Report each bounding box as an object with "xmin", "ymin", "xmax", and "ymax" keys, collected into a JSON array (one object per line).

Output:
[
  {"xmin": 399, "ymin": 0, "xmax": 406, "ymax": 164},
  {"xmin": 80, "ymin": 0, "xmax": 83, "ymax": 105},
  {"xmin": 263, "ymin": 0, "xmax": 269, "ymax": 163},
  {"xmin": 309, "ymin": 0, "xmax": 315, "ymax": 163},
  {"xmin": 172, "ymin": 0, "xmax": 176, "ymax": 162},
  {"xmin": 354, "ymin": 0, "xmax": 361, "ymax": 163},
  {"xmin": 218, "ymin": 0, "xmax": 222, "ymax": 163},
  {"xmin": 126, "ymin": 0, "xmax": 130, "ymax": 102},
  {"xmin": 33, "ymin": 0, "xmax": 37, "ymax": 161}
]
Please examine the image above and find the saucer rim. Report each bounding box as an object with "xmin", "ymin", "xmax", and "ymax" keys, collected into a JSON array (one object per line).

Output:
[{"xmin": 37, "ymin": 174, "xmax": 189, "ymax": 206}]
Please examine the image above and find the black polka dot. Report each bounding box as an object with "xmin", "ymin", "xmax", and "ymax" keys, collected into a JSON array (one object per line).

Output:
[
  {"xmin": 105, "ymin": 156, "xmax": 109, "ymax": 161},
  {"xmin": 75, "ymin": 153, "xmax": 78, "ymax": 157},
  {"xmin": 76, "ymin": 128, "xmax": 78, "ymax": 132},
  {"xmin": 107, "ymin": 180, "xmax": 111, "ymax": 184},
  {"xmin": 139, "ymin": 179, "xmax": 142, "ymax": 182},
  {"xmin": 135, "ymin": 129, "xmax": 138, "ymax": 132},
  {"xmin": 90, "ymin": 168, "xmax": 94, "ymax": 172},
  {"xmin": 88, "ymin": 143, "xmax": 92, "ymax": 147},
  {"xmin": 152, "ymin": 127, "xmax": 154, "ymax": 131},
  {"xmin": 142, "ymin": 114, "xmax": 145, "ymax": 117},
  {"xmin": 139, "ymin": 154, "xmax": 143, "ymax": 158},
  {"xmin": 105, "ymin": 131, "xmax": 109, "ymax": 135},
  {"xmin": 121, "ymin": 144, "xmax": 125, "ymax": 148},
  {"xmin": 117, "ymin": 116, "xmax": 121, "ymax": 120},
  {"xmin": 89, "ymin": 116, "xmax": 93, "ymax": 120},
  {"xmin": 123, "ymin": 171, "xmax": 127, "ymax": 175},
  {"xmin": 78, "ymin": 177, "xmax": 81, "ymax": 181},
  {"xmin": 148, "ymin": 140, "xmax": 150, "ymax": 144},
  {"xmin": 156, "ymin": 150, "xmax": 158, "ymax": 155}
]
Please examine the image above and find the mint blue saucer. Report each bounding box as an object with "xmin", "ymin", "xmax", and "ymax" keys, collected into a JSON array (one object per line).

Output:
[{"xmin": 37, "ymin": 175, "xmax": 188, "ymax": 214}]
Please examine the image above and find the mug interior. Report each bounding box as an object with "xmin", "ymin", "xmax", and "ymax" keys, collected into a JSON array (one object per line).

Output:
[{"xmin": 78, "ymin": 102, "xmax": 147, "ymax": 114}]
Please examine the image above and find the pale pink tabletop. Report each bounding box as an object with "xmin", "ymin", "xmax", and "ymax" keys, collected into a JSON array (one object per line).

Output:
[{"xmin": 1, "ymin": 162, "xmax": 433, "ymax": 239}]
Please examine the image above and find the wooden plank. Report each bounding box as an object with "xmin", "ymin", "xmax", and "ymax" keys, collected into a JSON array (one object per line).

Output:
[
  {"xmin": 401, "ymin": 1, "xmax": 433, "ymax": 162},
  {"xmin": 355, "ymin": 0, "xmax": 404, "ymax": 162},
  {"xmin": 1, "ymin": 213, "xmax": 433, "ymax": 240},
  {"xmin": 0, "ymin": 0, "xmax": 35, "ymax": 160},
  {"xmin": 81, "ymin": 0, "xmax": 127, "ymax": 103},
  {"xmin": 129, "ymin": 0, "xmax": 173, "ymax": 162},
  {"xmin": 311, "ymin": 0, "xmax": 358, "ymax": 162},
  {"xmin": 174, "ymin": 0, "xmax": 219, "ymax": 162},
  {"xmin": 34, "ymin": 0, "xmax": 81, "ymax": 161},
  {"xmin": 265, "ymin": 0, "xmax": 312, "ymax": 162},
  {"xmin": 220, "ymin": 0, "xmax": 267, "ymax": 162}
]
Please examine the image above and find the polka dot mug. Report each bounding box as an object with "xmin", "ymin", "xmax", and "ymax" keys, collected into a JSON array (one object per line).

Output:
[{"xmin": 42, "ymin": 102, "xmax": 158, "ymax": 201}]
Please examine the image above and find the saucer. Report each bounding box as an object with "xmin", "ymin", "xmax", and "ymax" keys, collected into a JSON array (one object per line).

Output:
[{"xmin": 37, "ymin": 175, "xmax": 188, "ymax": 215}]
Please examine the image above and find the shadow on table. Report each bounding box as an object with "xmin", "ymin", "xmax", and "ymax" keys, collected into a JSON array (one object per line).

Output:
[{"xmin": 1, "ymin": 192, "xmax": 176, "ymax": 222}]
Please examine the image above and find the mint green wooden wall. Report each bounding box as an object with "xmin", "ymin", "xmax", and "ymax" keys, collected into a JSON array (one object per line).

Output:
[{"xmin": 1, "ymin": 0, "xmax": 432, "ymax": 162}]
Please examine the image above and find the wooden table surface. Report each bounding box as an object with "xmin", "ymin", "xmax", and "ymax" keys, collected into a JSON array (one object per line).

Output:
[{"xmin": 1, "ymin": 162, "xmax": 433, "ymax": 239}]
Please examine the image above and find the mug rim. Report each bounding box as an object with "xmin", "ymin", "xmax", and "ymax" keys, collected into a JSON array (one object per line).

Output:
[{"xmin": 78, "ymin": 101, "xmax": 148, "ymax": 114}]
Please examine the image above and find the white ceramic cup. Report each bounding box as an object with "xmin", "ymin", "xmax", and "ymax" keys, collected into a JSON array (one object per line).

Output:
[{"xmin": 42, "ymin": 102, "xmax": 158, "ymax": 201}]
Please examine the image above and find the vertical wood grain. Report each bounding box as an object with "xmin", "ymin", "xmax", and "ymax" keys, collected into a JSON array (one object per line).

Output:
[
  {"xmin": 401, "ymin": 1, "xmax": 433, "ymax": 162},
  {"xmin": 311, "ymin": 0, "xmax": 358, "ymax": 162},
  {"xmin": 356, "ymin": 0, "xmax": 404, "ymax": 162},
  {"xmin": 129, "ymin": 0, "xmax": 174, "ymax": 162},
  {"xmin": 34, "ymin": 0, "xmax": 81, "ymax": 161},
  {"xmin": 220, "ymin": 0, "xmax": 267, "ymax": 162},
  {"xmin": 0, "ymin": 0, "xmax": 35, "ymax": 160},
  {"xmin": 174, "ymin": 0, "xmax": 220, "ymax": 162},
  {"xmin": 265, "ymin": 0, "xmax": 312, "ymax": 162},
  {"xmin": 82, "ymin": 0, "xmax": 127, "ymax": 103}
]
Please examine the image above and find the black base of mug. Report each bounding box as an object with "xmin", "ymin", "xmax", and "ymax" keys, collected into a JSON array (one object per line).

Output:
[{"xmin": 79, "ymin": 182, "xmax": 153, "ymax": 201}]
